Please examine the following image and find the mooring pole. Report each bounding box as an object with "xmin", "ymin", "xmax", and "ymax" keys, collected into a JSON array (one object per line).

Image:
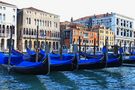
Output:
[
  {"xmin": 79, "ymin": 36, "xmax": 81, "ymax": 59},
  {"xmin": 94, "ymin": 38, "xmax": 96, "ymax": 56},
  {"xmin": 36, "ymin": 25, "xmax": 39, "ymax": 62},
  {"xmin": 8, "ymin": 25, "xmax": 13, "ymax": 71}
]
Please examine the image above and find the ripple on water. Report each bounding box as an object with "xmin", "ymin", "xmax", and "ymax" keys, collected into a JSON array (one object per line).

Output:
[{"xmin": 1, "ymin": 66, "xmax": 135, "ymax": 90}]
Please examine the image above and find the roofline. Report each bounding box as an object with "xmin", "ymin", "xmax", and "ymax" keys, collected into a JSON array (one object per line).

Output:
[
  {"xmin": 113, "ymin": 13, "xmax": 134, "ymax": 20},
  {"xmin": 22, "ymin": 7, "xmax": 59, "ymax": 17},
  {"xmin": 0, "ymin": 1, "xmax": 17, "ymax": 8}
]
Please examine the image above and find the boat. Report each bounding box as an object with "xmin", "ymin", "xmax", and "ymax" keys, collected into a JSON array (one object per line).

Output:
[
  {"xmin": 0, "ymin": 49, "xmax": 49, "ymax": 75},
  {"xmin": 78, "ymin": 47, "xmax": 107, "ymax": 70},
  {"xmin": 49, "ymin": 53, "xmax": 78, "ymax": 71},
  {"xmin": 79, "ymin": 48, "xmax": 123, "ymax": 68},
  {"xmin": 107, "ymin": 53, "xmax": 122, "ymax": 67}
]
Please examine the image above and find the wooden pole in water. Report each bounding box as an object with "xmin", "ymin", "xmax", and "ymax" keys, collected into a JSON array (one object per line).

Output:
[
  {"xmin": 8, "ymin": 25, "xmax": 13, "ymax": 70},
  {"xmin": 36, "ymin": 25, "xmax": 39, "ymax": 62},
  {"xmin": 105, "ymin": 37, "xmax": 108, "ymax": 60},
  {"xmin": 85, "ymin": 42, "xmax": 86, "ymax": 60},
  {"xmin": 129, "ymin": 41, "xmax": 132, "ymax": 54},
  {"xmin": 29, "ymin": 36, "xmax": 32, "ymax": 49},
  {"xmin": 79, "ymin": 36, "xmax": 81, "ymax": 59},
  {"xmin": 60, "ymin": 30, "xmax": 63, "ymax": 59},
  {"xmin": 93, "ymin": 38, "xmax": 96, "ymax": 55}
]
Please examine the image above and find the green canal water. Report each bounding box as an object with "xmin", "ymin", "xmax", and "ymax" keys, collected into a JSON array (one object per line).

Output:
[{"xmin": 0, "ymin": 66, "xmax": 135, "ymax": 90}]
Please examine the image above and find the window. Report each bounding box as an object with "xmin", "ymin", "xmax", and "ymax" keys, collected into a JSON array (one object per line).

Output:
[
  {"xmin": 117, "ymin": 28, "xmax": 119, "ymax": 35},
  {"xmin": 29, "ymin": 18, "xmax": 31, "ymax": 24},
  {"xmin": 117, "ymin": 18, "xmax": 119, "ymax": 25},
  {"xmin": 34, "ymin": 19, "xmax": 36, "ymax": 25},
  {"xmin": 26, "ymin": 18, "xmax": 28, "ymax": 24},
  {"xmin": 13, "ymin": 15, "xmax": 15, "ymax": 22},
  {"xmin": 13, "ymin": 9, "xmax": 15, "ymax": 12},
  {"xmin": 124, "ymin": 29, "xmax": 126, "ymax": 36},
  {"xmin": 130, "ymin": 22, "xmax": 132, "ymax": 28},
  {"xmin": 0, "ymin": 13, "xmax": 2, "ymax": 21},
  {"xmin": 130, "ymin": 31, "xmax": 132, "ymax": 37},
  {"xmin": 3, "ymin": 14, "xmax": 5, "ymax": 21},
  {"xmin": 50, "ymin": 21, "xmax": 52, "ymax": 27},
  {"xmin": 3, "ymin": 7, "xmax": 6, "ymax": 10}
]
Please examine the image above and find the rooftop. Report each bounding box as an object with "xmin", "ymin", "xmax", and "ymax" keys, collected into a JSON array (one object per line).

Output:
[
  {"xmin": 23, "ymin": 7, "xmax": 59, "ymax": 17},
  {"xmin": 74, "ymin": 13, "xmax": 112, "ymax": 21},
  {"xmin": 0, "ymin": 1, "xmax": 16, "ymax": 7}
]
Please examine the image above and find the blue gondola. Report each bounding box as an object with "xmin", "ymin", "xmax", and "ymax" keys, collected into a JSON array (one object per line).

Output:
[
  {"xmin": 49, "ymin": 53, "xmax": 78, "ymax": 71},
  {"xmin": 80, "ymin": 48, "xmax": 122, "ymax": 68},
  {"xmin": 0, "ymin": 49, "xmax": 49, "ymax": 75},
  {"xmin": 78, "ymin": 46, "xmax": 107, "ymax": 69},
  {"xmin": 123, "ymin": 55, "xmax": 135, "ymax": 64}
]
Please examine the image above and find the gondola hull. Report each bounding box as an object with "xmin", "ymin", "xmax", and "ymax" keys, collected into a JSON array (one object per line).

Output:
[
  {"xmin": 10, "ymin": 63, "xmax": 49, "ymax": 75},
  {"xmin": 107, "ymin": 54, "xmax": 122, "ymax": 67},
  {"xmin": 78, "ymin": 61, "xmax": 106, "ymax": 70},
  {"xmin": 123, "ymin": 56, "xmax": 135, "ymax": 64},
  {"xmin": 49, "ymin": 54, "xmax": 78, "ymax": 72},
  {"xmin": 50, "ymin": 64, "xmax": 73, "ymax": 71},
  {"xmin": 1, "ymin": 56, "xmax": 49, "ymax": 75}
]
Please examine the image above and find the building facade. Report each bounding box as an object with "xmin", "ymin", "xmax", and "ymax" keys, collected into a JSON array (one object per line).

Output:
[
  {"xmin": 61, "ymin": 22, "xmax": 98, "ymax": 52},
  {"xmin": 0, "ymin": 1, "xmax": 17, "ymax": 51},
  {"xmin": 74, "ymin": 12, "xmax": 134, "ymax": 51},
  {"xmin": 91, "ymin": 25, "xmax": 114, "ymax": 51},
  {"xmin": 17, "ymin": 7, "xmax": 60, "ymax": 52}
]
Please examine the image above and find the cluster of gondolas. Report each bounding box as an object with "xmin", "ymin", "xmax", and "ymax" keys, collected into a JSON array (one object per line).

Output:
[{"xmin": 0, "ymin": 44, "xmax": 135, "ymax": 75}]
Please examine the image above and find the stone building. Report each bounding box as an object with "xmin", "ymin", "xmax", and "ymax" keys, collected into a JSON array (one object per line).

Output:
[
  {"xmin": 60, "ymin": 22, "xmax": 98, "ymax": 52},
  {"xmin": 74, "ymin": 12, "xmax": 134, "ymax": 51},
  {"xmin": 17, "ymin": 7, "xmax": 60, "ymax": 52},
  {"xmin": 91, "ymin": 25, "xmax": 114, "ymax": 51},
  {"xmin": 0, "ymin": 1, "xmax": 17, "ymax": 52}
]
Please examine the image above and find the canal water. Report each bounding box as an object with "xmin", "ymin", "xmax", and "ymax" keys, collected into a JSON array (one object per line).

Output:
[{"xmin": 0, "ymin": 66, "xmax": 135, "ymax": 90}]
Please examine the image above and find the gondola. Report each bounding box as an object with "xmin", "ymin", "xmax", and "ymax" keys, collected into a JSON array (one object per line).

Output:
[
  {"xmin": 123, "ymin": 53, "xmax": 135, "ymax": 64},
  {"xmin": 0, "ymin": 49, "xmax": 49, "ymax": 75},
  {"xmin": 78, "ymin": 46, "xmax": 107, "ymax": 70},
  {"xmin": 49, "ymin": 53, "xmax": 78, "ymax": 71},
  {"xmin": 79, "ymin": 48, "xmax": 123, "ymax": 68},
  {"xmin": 107, "ymin": 53, "xmax": 122, "ymax": 67}
]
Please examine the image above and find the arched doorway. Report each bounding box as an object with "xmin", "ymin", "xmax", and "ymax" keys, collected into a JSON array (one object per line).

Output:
[
  {"xmin": 41, "ymin": 41, "xmax": 45, "ymax": 49},
  {"xmin": 53, "ymin": 42, "xmax": 55, "ymax": 50},
  {"xmin": 25, "ymin": 40, "xmax": 28, "ymax": 49},
  {"xmin": 1, "ymin": 39, "xmax": 4, "ymax": 50}
]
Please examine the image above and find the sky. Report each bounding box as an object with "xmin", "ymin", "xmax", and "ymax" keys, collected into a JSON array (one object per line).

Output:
[{"xmin": 3, "ymin": 0, "xmax": 135, "ymax": 22}]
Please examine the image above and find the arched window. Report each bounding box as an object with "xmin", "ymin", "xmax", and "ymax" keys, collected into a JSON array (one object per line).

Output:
[
  {"xmin": 0, "ymin": 25, "xmax": 1, "ymax": 33},
  {"xmin": 29, "ymin": 40, "xmax": 32, "ymax": 49},
  {"xmin": 6, "ymin": 25, "xmax": 9, "ymax": 34},
  {"xmin": 29, "ymin": 29, "xmax": 31, "ymax": 35},
  {"xmin": 34, "ymin": 41, "xmax": 36, "ymax": 48},
  {"xmin": 12, "ymin": 25, "xmax": 15, "ymax": 34},
  {"xmin": 31, "ymin": 29, "xmax": 33, "ymax": 35},
  {"xmin": 23, "ymin": 28, "xmax": 25, "ymax": 34},
  {"xmin": 34, "ymin": 29, "xmax": 36, "ymax": 35},
  {"xmin": 26, "ymin": 28, "xmax": 28, "ymax": 35},
  {"xmin": 53, "ymin": 42, "xmax": 55, "ymax": 49},
  {"xmin": 2, "ymin": 25, "xmax": 5, "ymax": 33},
  {"xmin": 56, "ymin": 42, "xmax": 58, "ymax": 49},
  {"xmin": 41, "ymin": 41, "xmax": 45, "ymax": 49}
]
